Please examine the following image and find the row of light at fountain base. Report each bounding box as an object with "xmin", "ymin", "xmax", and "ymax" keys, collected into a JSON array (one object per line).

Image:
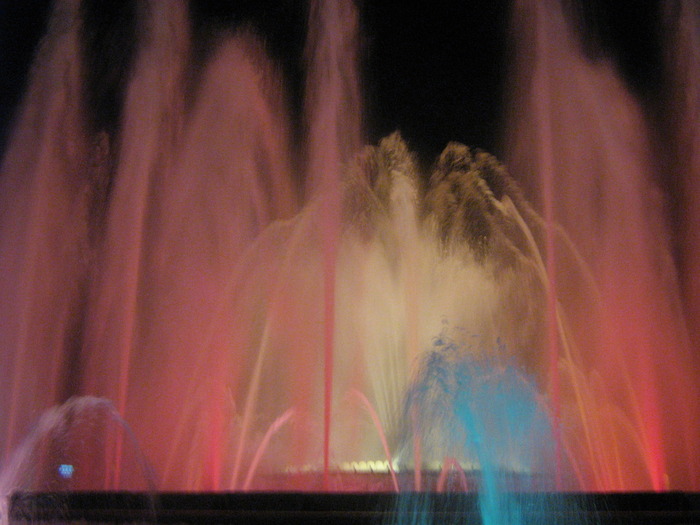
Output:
[
  {"xmin": 284, "ymin": 461, "xmax": 396, "ymax": 475},
  {"xmin": 284, "ymin": 461, "xmax": 498, "ymax": 475}
]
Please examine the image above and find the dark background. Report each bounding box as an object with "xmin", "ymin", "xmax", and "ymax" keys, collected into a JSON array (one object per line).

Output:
[{"xmin": 0, "ymin": 0, "xmax": 666, "ymax": 164}]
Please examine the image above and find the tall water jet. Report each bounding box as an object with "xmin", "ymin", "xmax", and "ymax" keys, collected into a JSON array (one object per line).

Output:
[
  {"xmin": 663, "ymin": 0, "xmax": 700, "ymax": 361},
  {"xmin": 504, "ymin": 0, "xmax": 700, "ymax": 490},
  {"xmin": 78, "ymin": 4, "xmax": 302, "ymax": 489},
  {"xmin": 302, "ymin": 0, "xmax": 363, "ymax": 487},
  {"xmin": 0, "ymin": 0, "xmax": 303, "ymax": 490},
  {"xmin": 0, "ymin": 0, "xmax": 91, "ymax": 465}
]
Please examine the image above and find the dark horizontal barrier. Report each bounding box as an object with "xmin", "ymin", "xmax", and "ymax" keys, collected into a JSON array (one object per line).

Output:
[{"xmin": 9, "ymin": 491, "xmax": 700, "ymax": 524}]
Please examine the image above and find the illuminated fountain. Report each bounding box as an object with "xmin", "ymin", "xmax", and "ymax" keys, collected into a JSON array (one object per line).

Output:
[
  {"xmin": 1, "ymin": 0, "xmax": 699, "ymax": 521},
  {"xmin": 503, "ymin": 0, "xmax": 700, "ymax": 491}
]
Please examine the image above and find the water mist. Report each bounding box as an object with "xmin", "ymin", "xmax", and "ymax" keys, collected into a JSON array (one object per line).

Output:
[{"xmin": 1, "ymin": 2, "xmax": 699, "ymax": 524}]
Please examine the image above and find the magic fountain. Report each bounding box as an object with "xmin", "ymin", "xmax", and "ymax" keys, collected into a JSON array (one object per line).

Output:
[{"xmin": 1, "ymin": 0, "xmax": 699, "ymax": 523}]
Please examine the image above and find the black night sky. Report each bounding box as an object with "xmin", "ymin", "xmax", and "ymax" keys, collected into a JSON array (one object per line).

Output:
[{"xmin": 0, "ymin": 1, "xmax": 667, "ymax": 164}]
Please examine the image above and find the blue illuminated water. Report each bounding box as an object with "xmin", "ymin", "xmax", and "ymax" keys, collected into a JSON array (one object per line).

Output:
[{"xmin": 391, "ymin": 333, "xmax": 587, "ymax": 524}]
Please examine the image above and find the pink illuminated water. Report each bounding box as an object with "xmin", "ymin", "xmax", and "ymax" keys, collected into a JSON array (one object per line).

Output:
[
  {"xmin": 504, "ymin": 0, "xmax": 700, "ymax": 491},
  {"xmin": 1, "ymin": 0, "xmax": 699, "ymax": 509}
]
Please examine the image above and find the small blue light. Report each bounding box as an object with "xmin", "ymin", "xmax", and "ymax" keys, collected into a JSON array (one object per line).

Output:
[{"xmin": 58, "ymin": 464, "xmax": 74, "ymax": 479}]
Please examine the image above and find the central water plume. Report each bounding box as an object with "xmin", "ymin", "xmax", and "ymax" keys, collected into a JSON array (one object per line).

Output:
[{"xmin": 220, "ymin": 131, "xmax": 555, "ymax": 491}]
